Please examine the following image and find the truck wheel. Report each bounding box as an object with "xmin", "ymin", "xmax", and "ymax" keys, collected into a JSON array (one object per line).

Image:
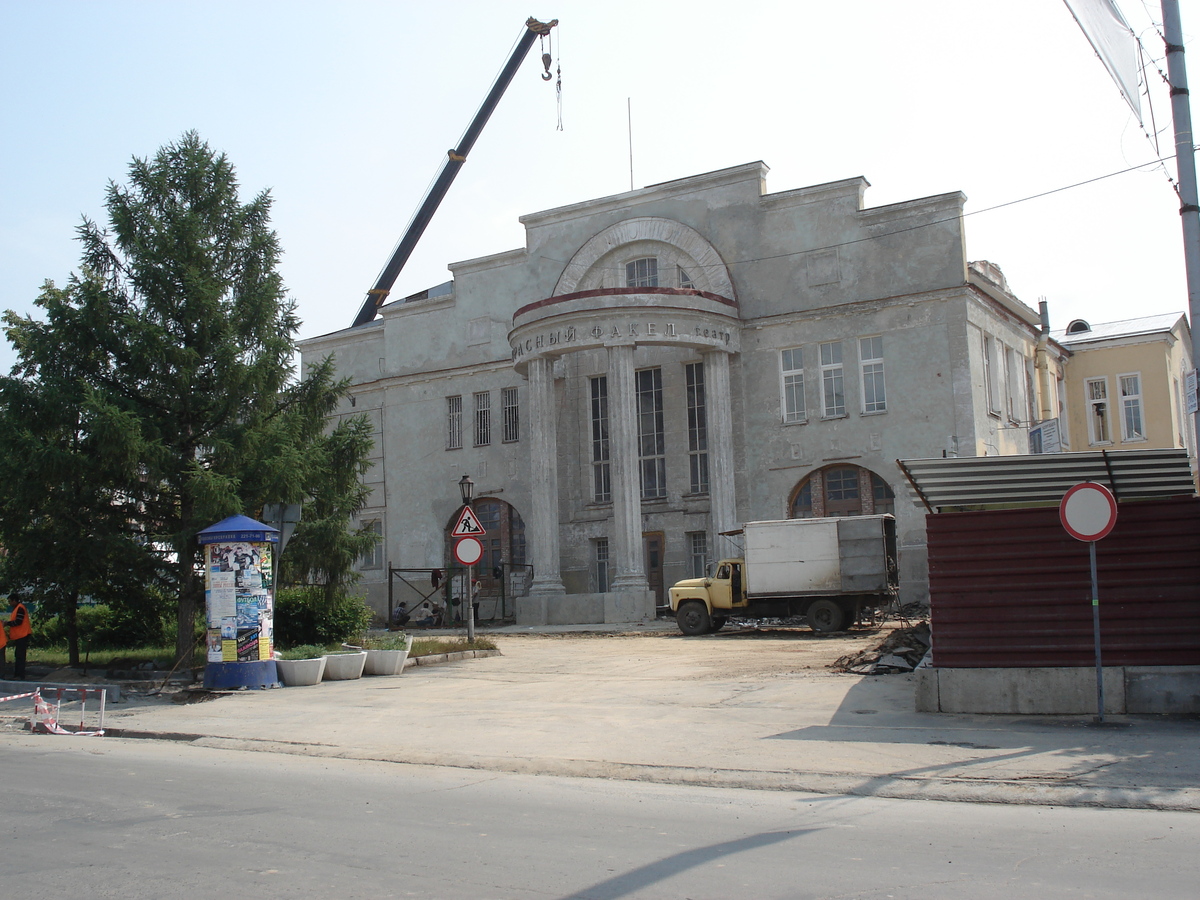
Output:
[
  {"xmin": 807, "ymin": 599, "xmax": 846, "ymax": 633},
  {"xmin": 710, "ymin": 617, "xmax": 727, "ymax": 633},
  {"xmin": 677, "ymin": 601, "xmax": 712, "ymax": 636}
]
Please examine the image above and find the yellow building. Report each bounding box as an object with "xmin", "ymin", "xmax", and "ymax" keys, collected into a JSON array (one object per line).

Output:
[{"xmin": 1053, "ymin": 312, "xmax": 1194, "ymax": 458}]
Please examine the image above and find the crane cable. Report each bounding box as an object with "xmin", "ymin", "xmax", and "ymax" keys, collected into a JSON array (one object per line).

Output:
[
  {"xmin": 539, "ymin": 26, "xmax": 563, "ymax": 131},
  {"xmin": 556, "ymin": 61, "xmax": 563, "ymax": 132}
]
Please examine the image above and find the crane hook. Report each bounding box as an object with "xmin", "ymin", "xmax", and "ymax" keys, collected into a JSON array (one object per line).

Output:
[{"xmin": 541, "ymin": 52, "xmax": 553, "ymax": 80}]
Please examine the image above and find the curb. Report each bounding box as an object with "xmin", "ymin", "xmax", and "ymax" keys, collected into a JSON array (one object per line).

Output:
[
  {"xmin": 407, "ymin": 648, "xmax": 502, "ymax": 667},
  {"xmin": 89, "ymin": 730, "xmax": 1200, "ymax": 812}
]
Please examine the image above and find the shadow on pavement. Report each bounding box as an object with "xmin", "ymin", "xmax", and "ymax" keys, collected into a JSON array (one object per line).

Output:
[{"xmin": 556, "ymin": 829, "xmax": 811, "ymax": 900}]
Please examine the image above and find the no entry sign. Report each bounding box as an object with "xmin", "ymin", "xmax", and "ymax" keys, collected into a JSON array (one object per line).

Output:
[
  {"xmin": 1059, "ymin": 480, "xmax": 1118, "ymax": 723},
  {"xmin": 453, "ymin": 536, "xmax": 484, "ymax": 566},
  {"xmin": 1059, "ymin": 482, "xmax": 1118, "ymax": 542}
]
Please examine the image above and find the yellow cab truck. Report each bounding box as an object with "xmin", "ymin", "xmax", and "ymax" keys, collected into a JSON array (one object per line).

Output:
[{"xmin": 668, "ymin": 516, "xmax": 898, "ymax": 635}]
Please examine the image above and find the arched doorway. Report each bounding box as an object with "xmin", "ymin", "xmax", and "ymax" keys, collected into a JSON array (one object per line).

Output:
[
  {"xmin": 789, "ymin": 465, "xmax": 895, "ymax": 519},
  {"xmin": 471, "ymin": 498, "xmax": 527, "ymax": 579}
]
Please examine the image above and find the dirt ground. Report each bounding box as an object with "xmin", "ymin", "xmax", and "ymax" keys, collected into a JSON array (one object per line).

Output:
[{"xmin": 488, "ymin": 621, "xmax": 907, "ymax": 680}]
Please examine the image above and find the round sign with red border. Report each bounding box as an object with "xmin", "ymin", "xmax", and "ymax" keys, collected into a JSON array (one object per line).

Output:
[
  {"xmin": 453, "ymin": 536, "xmax": 484, "ymax": 566},
  {"xmin": 1059, "ymin": 482, "xmax": 1118, "ymax": 542}
]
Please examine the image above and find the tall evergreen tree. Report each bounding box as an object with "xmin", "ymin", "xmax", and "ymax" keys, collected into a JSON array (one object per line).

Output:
[
  {"xmin": 0, "ymin": 292, "xmax": 155, "ymax": 664},
  {"xmin": 1, "ymin": 132, "xmax": 376, "ymax": 664}
]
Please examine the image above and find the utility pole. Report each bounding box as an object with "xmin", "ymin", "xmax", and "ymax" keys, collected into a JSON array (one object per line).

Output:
[{"xmin": 1161, "ymin": 0, "xmax": 1200, "ymax": 455}]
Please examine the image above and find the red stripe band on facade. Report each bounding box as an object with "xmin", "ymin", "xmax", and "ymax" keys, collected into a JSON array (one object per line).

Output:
[{"xmin": 514, "ymin": 287, "xmax": 738, "ymax": 321}]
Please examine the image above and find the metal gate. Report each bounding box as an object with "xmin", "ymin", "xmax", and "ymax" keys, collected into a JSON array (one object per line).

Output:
[{"xmin": 387, "ymin": 563, "xmax": 534, "ymax": 628}]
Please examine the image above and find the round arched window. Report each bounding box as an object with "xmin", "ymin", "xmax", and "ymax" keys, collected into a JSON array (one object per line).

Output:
[{"xmin": 790, "ymin": 465, "xmax": 895, "ymax": 518}]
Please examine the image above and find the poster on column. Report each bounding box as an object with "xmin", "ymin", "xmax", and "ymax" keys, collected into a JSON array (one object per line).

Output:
[
  {"xmin": 236, "ymin": 628, "xmax": 260, "ymax": 662},
  {"xmin": 205, "ymin": 540, "xmax": 275, "ymax": 662},
  {"xmin": 207, "ymin": 629, "xmax": 223, "ymax": 663},
  {"xmin": 208, "ymin": 571, "xmax": 236, "ymax": 626}
]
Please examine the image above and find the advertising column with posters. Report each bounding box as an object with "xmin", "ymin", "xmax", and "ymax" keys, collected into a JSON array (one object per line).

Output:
[{"xmin": 198, "ymin": 515, "xmax": 280, "ymax": 690}]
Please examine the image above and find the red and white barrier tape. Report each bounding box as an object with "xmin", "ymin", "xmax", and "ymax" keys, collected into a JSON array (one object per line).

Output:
[
  {"xmin": 1, "ymin": 688, "xmax": 105, "ymax": 736},
  {"xmin": 0, "ymin": 690, "xmax": 38, "ymax": 703}
]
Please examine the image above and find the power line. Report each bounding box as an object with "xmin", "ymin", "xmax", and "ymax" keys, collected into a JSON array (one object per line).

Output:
[{"xmin": 539, "ymin": 155, "xmax": 1180, "ymax": 275}]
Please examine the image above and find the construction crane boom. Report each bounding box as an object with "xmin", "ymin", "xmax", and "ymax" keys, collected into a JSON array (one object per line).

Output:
[{"xmin": 351, "ymin": 17, "xmax": 558, "ymax": 328}]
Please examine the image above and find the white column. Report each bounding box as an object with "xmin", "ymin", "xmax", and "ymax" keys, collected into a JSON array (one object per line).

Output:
[
  {"xmin": 527, "ymin": 356, "xmax": 564, "ymax": 596},
  {"xmin": 704, "ymin": 350, "xmax": 738, "ymax": 554},
  {"xmin": 607, "ymin": 344, "xmax": 649, "ymax": 591}
]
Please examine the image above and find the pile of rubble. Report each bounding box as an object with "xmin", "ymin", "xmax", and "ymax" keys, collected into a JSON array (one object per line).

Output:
[{"xmin": 833, "ymin": 621, "xmax": 931, "ymax": 675}]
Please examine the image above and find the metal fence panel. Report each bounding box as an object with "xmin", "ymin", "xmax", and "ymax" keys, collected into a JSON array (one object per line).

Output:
[{"xmin": 928, "ymin": 497, "xmax": 1200, "ymax": 667}]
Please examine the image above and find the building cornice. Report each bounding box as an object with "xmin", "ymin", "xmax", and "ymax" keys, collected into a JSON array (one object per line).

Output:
[
  {"xmin": 966, "ymin": 272, "xmax": 1041, "ymax": 329},
  {"xmin": 519, "ymin": 162, "xmax": 770, "ymax": 230}
]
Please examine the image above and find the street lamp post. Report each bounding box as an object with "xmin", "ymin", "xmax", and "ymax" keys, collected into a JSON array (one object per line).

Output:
[{"xmin": 458, "ymin": 475, "xmax": 476, "ymax": 642}]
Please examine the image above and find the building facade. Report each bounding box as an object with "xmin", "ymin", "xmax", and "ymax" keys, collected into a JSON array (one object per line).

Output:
[
  {"xmin": 1052, "ymin": 313, "xmax": 1195, "ymax": 459},
  {"xmin": 300, "ymin": 162, "xmax": 1062, "ymax": 624}
]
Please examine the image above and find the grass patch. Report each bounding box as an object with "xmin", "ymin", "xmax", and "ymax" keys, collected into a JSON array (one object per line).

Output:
[
  {"xmin": 410, "ymin": 636, "xmax": 497, "ymax": 656},
  {"xmin": 28, "ymin": 646, "xmax": 200, "ymax": 671}
]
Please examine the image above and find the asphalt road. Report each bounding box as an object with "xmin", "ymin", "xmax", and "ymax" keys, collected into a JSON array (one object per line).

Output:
[{"xmin": 5, "ymin": 738, "xmax": 1197, "ymax": 900}]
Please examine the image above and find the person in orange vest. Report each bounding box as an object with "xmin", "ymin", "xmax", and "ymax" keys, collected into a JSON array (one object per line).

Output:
[{"xmin": 7, "ymin": 595, "xmax": 31, "ymax": 680}]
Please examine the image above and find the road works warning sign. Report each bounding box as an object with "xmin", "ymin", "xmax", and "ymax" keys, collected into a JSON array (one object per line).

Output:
[{"xmin": 451, "ymin": 506, "xmax": 486, "ymax": 537}]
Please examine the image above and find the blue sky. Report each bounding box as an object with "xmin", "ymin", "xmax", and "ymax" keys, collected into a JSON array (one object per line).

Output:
[{"xmin": 1, "ymin": 1, "xmax": 1191, "ymax": 374}]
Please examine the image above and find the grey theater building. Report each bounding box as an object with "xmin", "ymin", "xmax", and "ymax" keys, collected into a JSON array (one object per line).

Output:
[{"xmin": 300, "ymin": 162, "xmax": 1063, "ymax": 625}]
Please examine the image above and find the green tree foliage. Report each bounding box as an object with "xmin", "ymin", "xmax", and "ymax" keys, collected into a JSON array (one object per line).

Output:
[
  {"xmin": 0, "ymin": 323, "xmax": 157, "ymax": 664},
  {"xmin": 279, "ymin": 414, "xmax": 378, "ymax": 605},
  {"xmin": 273, "ymin": 586, "xmax": 373, "ymax": 649},
  {"xmin": 0, "ymin": 132, "xmax": 378, "ymax": 665}
]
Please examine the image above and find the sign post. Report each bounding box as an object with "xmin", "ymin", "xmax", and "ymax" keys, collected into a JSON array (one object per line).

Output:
[
  {"xmin": 452, "ymin": 480, "xmax": 485, "ymax": 641},
  {"xmin": 1059, "ymin": 482, "xmax": 1118, "ymax": 723}
]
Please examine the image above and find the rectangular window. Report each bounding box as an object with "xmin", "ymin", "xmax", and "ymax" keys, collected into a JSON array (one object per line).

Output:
[
  {"xmin": 590, "ymin": 377, "xmax": 611, "ymax": 503},
  {"xmin": 687, "ymin": 531, "xmax": 708, "ymax": 579},
  {"xmin": 446, "ymin": 396, "xmax": 462, "ymax": 450},
  {"xmin": 1087, "ymin": 377, "xmax": 1110, "ymax": 444},
  {"xmin": 637, "ymin": 367, "xmax": 666, "ymax": 499},
  {"xmin": 781, "ymin": 347, "xmax": 806, "ymax": 423},
  {"xmin": 593, "ymin": 538, "xmax": 610, "ymax": 592},
  {"xmin": 859, "ymin": 336, "xmax": 885, "ymax": 414},
  {"xmin": 360, "ymin": 519, "xmax": 383, "ymax": 570},
  {"xmin": 1004, "ymin": 345, "xmax": 1026, "ymax": 423},
  {"xmin": 502, "ymin": 386, "xmax": 520, "ymax": 443},
  {"xmin": 625, "ymin": 257, "xmax": 659, "ymax": 288},
  {"xmin": 1057, "ymin": 377, "xmax": 1072, "ymax": 449},
  {"xmin": 685, "ymin": 362, "xmax": 709, "ymax": 494},
  {"xmin": 473, "ymin": 391, "xmax": 491, "ymax": 446},
  {"xmin": 1119, "ymin": 373, "xmax": 1144, "ymax": 440},
  {"xmin": 983, "ymin": 336, "xmax": 1001, "ymax": 415},
  {"xmin": 820, "ymin": 341, "xmax": 845, "ymax": 417}
]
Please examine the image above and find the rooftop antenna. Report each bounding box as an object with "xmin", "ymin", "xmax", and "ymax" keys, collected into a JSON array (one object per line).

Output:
[{"xmin": 627, "ymin": 97, "xmax": 634, "ymax": 191}]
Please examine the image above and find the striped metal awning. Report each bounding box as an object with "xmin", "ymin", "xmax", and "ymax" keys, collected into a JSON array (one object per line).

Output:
[{"xmin": 896, "ymin": 448, "xmax": 1197, "ymax": 512}]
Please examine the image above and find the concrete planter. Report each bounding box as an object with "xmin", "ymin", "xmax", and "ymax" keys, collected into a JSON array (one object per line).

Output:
[
  {"xmin": 275, "ymin": 656, "xmax": 326, "ymax": 687},
  {"xmin": 322, "ymin": 650, "xmax": 367, "ymax": 681},
  {"xmin": 364, "ymin": 636, "xmax": 413, "ymax": 676}
]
